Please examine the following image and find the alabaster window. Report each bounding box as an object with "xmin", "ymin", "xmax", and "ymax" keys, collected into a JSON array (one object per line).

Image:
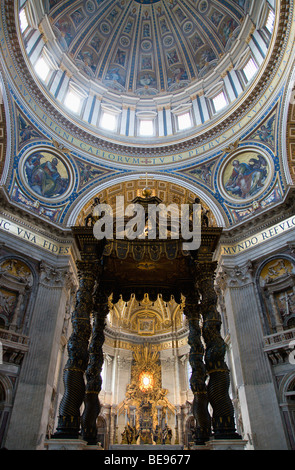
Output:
[
  {"xmin": 187, "ymin": 359, "xmax": 192, "ymax": 389},
  {"xmin": 101, "ymin": 358, "xmax": 106, "ymax": 389}
]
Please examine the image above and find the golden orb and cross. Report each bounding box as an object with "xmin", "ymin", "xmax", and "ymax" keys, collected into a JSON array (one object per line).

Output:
[{"xmin": 141, "ymin": 173, "xmax": 153, "ymax": 198}]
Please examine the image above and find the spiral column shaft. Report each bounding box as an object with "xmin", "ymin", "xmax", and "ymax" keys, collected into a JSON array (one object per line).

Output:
[
  {"xmin": 54, "ymin": 261, "xmax": 97, "ymax": 439},
  {"xmin": 195, "ymin": 261, "xmax": 240, "ymax": 440},
  {"xmin": 185, "ymin": 294, "xmax": 211, "ymax": 444},
  {"xmin": 81, "ymin": 290, "xmax": 109, "ymax": 444}
]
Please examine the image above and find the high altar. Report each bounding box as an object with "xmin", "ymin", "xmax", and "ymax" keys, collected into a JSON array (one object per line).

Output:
[
  {"xmin": 48, "ymin": 193, "xmax": 243, "ymax": 449},
  {"xmin": 118, "ymin": 344, "xmax": 174, "ymax": 446}
]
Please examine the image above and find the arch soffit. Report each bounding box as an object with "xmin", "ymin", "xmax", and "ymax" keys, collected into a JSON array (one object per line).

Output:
[
  {"xmin": 254, "ymin": 253, "xmax": 295, "ymax": 284},
  {"xmin": 278, "ymin": 370, "xmax": 295, "ymax": 403},
  {"xmin": 0, "ymin": 374, "xmax": 14, "ymax": 406},
  {"xmin": 66, "ymin": 174, "xmax": 227, "ymax": 228}
]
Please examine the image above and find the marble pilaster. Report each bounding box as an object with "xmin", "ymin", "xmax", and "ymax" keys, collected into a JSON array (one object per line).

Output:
[
  {"xmin": 54, "ymin": 260, "xmax": 99, "ymax": 440},
  {"xmin": 4, "ymin": 261, "xmax": 72, "ymax": 450},
  {"xmin": 216, "ymin": 261, "xmax": 289, "ymax": 449}
]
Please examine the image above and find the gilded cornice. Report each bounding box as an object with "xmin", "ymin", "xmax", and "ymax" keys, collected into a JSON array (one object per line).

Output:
[{"xmin": 104, "ymin": 325, "xmax": 189, "ymax": 350}]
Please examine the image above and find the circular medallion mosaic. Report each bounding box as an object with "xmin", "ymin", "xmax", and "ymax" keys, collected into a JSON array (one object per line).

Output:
[
  {"xmin": 120, "ymin": 36, "xmax": 130, "ymax": 48},
  {"xmin": 198, "ymin": 0, "xmax": 208, "ymax": 13},
  {"xmin": 21, "ymin": 149, "xmax": 74, "ymax": 201},
  {"xmin": 220, "ymin": 150, "xmax": 273, "ymax": 202},
  {"xmin": 85, "ymin": 0, "xmax": 95, "ymax": 14},
  {"xmin": 141, "ymin": 40, "xmax": 152, "ymax": 51}
]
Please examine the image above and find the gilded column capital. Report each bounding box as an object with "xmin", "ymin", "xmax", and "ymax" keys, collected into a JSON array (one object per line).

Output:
[{"xmin": 61, "ymin": 267, "xmax": 78, "ymax": 293}]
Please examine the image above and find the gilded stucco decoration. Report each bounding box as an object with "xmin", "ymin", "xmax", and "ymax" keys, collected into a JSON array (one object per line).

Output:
[
  {"xmin": 0, "ymin": 258, "xmax": 33, "ymax": 332},
  {"xmin": 109, "ymin": 292, "xmax": 184, "ymax": 336}
]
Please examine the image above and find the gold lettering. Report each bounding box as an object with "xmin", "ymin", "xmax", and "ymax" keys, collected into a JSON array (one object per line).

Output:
[{"xmin": 0, "ymin": 216, "xmax": 71, "ymax": 256}]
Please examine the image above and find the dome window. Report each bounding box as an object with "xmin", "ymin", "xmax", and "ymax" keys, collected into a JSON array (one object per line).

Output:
[
  {"xmin": 172, "ymin": 104, "xmax": 193, "ymax": 132},
  {"xmin": 33, "ymin": 48, "xmax": 58, "ymax": 85},
  {"xmin": 257, "ymin": 4, "xmax": 275, "ymax": 43},
  {"xmin": 34, "ymin": 57, "xmax": 51, "ymax": 82},
  {"xmin": 177, "ymin": 112, "xmax": 192, "ymax": 131},
  {"xmin": 19, "ymin": 1, "xmax": 38, "ymax": 34},
  {"xmin": 101, "ymin": 111, "xmax": 117, "ymax": 132},
  {"xmin": 136, "ymin": 111, "xmax": 157, "ymax": 137},
  {"xmin": 64, "ymin": 90, "xmax": 82, "ymax": 114},
  {"xmin": 139, "ymin": 119, "xmax": 154, "ymax": 136},
  {"xmin": 19, "ymin": 8, "xmax": 29, "ymax": 33},
  {"xmin": 243, "ymin": 57, "xmax": 258, "ymax": 82},
  {"xmin": 100, "ymin": 105, "xmax": 121, "ymax": 132},
  {"xmin": 212, "ymin": 91, "xmax": 227, "ymax": 113},
  {"xmin": 265, "ymin": 9, "xmax": 275, "ymax": 33},
  {"xmin": 64, "ymin": 82, "xmax": 87, "ymax": 114}
]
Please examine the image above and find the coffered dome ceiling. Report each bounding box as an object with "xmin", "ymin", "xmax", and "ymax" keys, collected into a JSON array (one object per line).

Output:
[
  {"xmin": 46, "ymin": 0, "xmax": 246, "ymax": 96},
  {"xmin": 16, "ymin": 0, "xmax": 280, "ymax": 149}
]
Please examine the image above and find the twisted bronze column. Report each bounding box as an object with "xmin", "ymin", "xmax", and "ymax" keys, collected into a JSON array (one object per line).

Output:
[
  {"xmin": 81, "ymin": 289, "xmax": 109, "ymax": 444},
  {"xmin": 195, "ymin": 261, "xmax": 240, "ymax": 440},
  {"xmin": 185, "ymin": 293, "xmax": 211, "ymax": 444},
  {"xmin": 54, "ymin": 261, "xmax": 98, "ymax": 439}
]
